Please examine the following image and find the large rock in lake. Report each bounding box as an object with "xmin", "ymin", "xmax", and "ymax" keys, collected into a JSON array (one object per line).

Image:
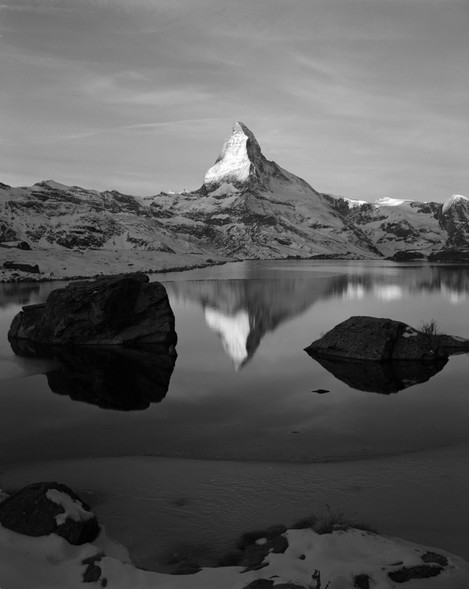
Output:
[
  {"xmin": 0, "ymin": 482, "xmax": 100, "ymax": 545},
  {"xmin": 305, "ymin": 316, "xmax": 469, "ymax": 361},
  {"xmin": 8, "ymin": 273, "xmax": 177, "ymax": 347}
]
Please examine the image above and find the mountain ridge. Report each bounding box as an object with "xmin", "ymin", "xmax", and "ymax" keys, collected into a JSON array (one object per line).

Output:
[{"xmin": 1, "ymin": 122, "xmax": 468, "ymax": 261}]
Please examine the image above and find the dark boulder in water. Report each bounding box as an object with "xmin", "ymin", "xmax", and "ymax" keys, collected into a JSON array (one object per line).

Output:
[
  {"xmin": 8, "ymin": 273, "xmax": 177, "ymax": 347},
  {"xmin": 305, "ymin": 316, "xmax": 469, "ymax": 362},
  {"xmin": 0, "ymin": 482, "xmax": 100, "ymax": 545}
]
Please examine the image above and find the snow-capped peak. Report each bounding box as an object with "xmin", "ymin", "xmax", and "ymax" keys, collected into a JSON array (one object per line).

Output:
[
  {"xmin": 341, "ymin": 196, "xmax": 368, "ymax": 208},
  {"xmin": 203, "ymin": 121, "xmax": 266, "ymax": 191},
  {"xmin": 442, "ymin": 194, "xmax": 469, "ymax": 215}
]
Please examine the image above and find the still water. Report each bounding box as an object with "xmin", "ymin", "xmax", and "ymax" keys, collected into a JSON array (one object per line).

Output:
[{"xmin": 0, "ymin": 260, "xmax": 469, "ymax": 568}]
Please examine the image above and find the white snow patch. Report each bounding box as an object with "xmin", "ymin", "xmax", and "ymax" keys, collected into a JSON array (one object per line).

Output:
[
  {"xmin": 342, "ymin": 197, "xmax": 368, "ymax": 208},
  {"xmin": 204, "ymin": 122, "xmax": 260, "ymax": 188},
  {"xmin": 45, "ymin": 489, "xmax": 93, "ymax": 526},
  {"xmin": 442, "ymin": 194, "xmax": 469, "ymax": 215},
  {"xmin": 375, "ymin": 197, "xmax": 409, "ymax": 207},
  {"xmin": 255, "ymin": 537, "xmax": 267, "ymax": 545},
  {"xmin": 402, "ymin": 328, "xmax": 418, "ymax": 338},
  {"xmin": 1, "ymin": 524, "xmax": 468, "ymax": 589},
  {"xmin": 204, "ymin": 307, "xmax": 250, "ymax": 368}
]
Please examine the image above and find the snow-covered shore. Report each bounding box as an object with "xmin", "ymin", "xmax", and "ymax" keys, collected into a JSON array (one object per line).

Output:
[
  {"xmin": 0, "ymin": 249, "xmax": 228, "ymax": 282},
  {"xmin": 1, "ymin": 516, "xmax": 468, "ymax": 589}
]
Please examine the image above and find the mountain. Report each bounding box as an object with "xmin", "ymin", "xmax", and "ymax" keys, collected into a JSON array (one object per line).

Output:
[{"xmin": 1, "ymin": 122, "xmax": 468, "ymax": 260}]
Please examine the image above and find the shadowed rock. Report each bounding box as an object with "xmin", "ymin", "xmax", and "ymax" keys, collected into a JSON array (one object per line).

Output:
[
  {"xmin": 3, "ymin": 261, "xmax": 39, "ymax": 273},
  {"xmin": 10, "ymin": 340, "xmax": 176, "ymax": 411},
  {"xmin": 311, "ymin": 356, "xmax": 447, "ymax": 394},
  {"xmin": 305, "ymin": 316, "xmax": 469, "ymax": 362},
  {"xmin": 0, "ymin": 482, "xmax": 100, "ymax": 545},
  {"xmin": 8, "ymin": 273, "xmax": 177, "ymax": 347}
]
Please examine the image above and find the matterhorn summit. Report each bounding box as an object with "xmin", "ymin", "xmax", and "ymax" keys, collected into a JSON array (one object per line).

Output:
[
  {"xmin": 203, "ymin": 122, "xmax": 317, "ymax": 195},
  {"xmin": 204, "ymin": 122, "xmax": 268, "ymax": 191}
]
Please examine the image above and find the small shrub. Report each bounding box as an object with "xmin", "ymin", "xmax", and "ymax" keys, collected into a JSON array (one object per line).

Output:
[
  {"xmin": 418, "ymin": 319, "xmax": 439, "ymax": 336},
  {"xmin": 291, "ymin": 507, "xmax": 376, "ymax": 535},
  {"xmin": 291, "ymin": 514, "xmax": 318, "ymax": 530},
  {"xmin": 314, "ymin": 506, "xmax": 376, "ymax": 535}
]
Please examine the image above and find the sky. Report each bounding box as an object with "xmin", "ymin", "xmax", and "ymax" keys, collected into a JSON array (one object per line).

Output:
[{"xmin": 0, "ymin": 0, "xmax": 468, "ymax": 202}]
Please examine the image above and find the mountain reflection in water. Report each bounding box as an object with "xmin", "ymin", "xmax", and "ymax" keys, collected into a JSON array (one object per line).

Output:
[
  {"xmin": 165, "ymin": 265, "xmax": 469, "ymax": 369},
  {"xmin": 166, "ymin": 277, "xmax": 349, "ymax": 368},
  {"xmin": 10, "ymin": 341, "xmax": 176, "ymax": 411},
  {"xmin": 164, "ymin": 265, "xmax": 469, "ymax": 392}
]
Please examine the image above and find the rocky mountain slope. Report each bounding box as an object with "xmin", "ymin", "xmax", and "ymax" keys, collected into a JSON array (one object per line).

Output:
[{"xmin": 1, "ymin": 122, "xmax": 467, "ymax": 260}]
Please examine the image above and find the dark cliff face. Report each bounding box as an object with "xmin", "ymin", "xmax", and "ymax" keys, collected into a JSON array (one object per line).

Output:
[{"xmin": 438, "ymin": 197, "xmax": 469, "ymax": 249}]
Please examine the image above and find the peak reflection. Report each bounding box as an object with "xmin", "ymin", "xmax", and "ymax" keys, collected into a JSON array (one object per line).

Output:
[{"xmin": 165, "ymin": 265, "xmax": 469, "ymax": 368}]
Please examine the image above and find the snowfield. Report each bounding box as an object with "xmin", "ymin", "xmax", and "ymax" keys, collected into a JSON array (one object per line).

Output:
[{"xmin": 1, "ymin": 522, "xmax": 468, "ymax": 589}]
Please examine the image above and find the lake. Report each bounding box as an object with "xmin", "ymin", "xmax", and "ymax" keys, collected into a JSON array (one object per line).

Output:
[{"xmin": 1, "ymin": 260, "xmax": 469, "ymax": 570}]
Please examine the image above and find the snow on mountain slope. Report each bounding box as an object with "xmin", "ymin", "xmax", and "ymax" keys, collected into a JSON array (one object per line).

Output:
[
  {"xmin": 146, "ymin": 122, "xmax": 382, "ymax": 259},
  {"xmin": 1, "ymin": 124, "xmax": 467, "ymax": 261},
  {"xmin": 0, "ymin": 181, "xmax": 206, "ymax": 255},
  {"xmin": 439, "ymin": 194, "xmax": 469, "ymax": 249},
  {"xmin": 442, "ymin": 194, "xmax": 469, "ymax": 215},
  {"xmin": 346, "ymin": 199, "xmax": 445, "ymax": 257}
]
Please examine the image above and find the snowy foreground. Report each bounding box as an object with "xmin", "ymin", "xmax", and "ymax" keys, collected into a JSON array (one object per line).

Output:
[
  {"xmin": 0, "ymin": 250, "xmax": 226, "ymax": 282},
  {"xmin": 1, "ymin": 522, "xmax": 468, "ymax": 589}
]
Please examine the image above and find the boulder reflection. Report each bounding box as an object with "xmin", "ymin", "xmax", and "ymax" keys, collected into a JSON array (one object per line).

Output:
[
  {"xmin": 310, "ymin": 355, "xmax": 448, "ymax": 394},
  {"xmin": 166, "ymin": 265, "xmax": 469, "ymax": 368},
  {"xmin": 10, "ymin": 341, "xmax": 176, "ymax": 410}
]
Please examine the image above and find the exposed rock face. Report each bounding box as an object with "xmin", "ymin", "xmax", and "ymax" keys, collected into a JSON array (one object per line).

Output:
[
  {"xmin": 388, "ymin": 250, "xmax": 426, "ymax": 261},
  {"xmin": 439, "ymin": 194, "xmax": 469, "ymax": 248},
  {"xmin": 8, "ymin": 273, "xmax": 177, "ymax": 347},
  {"xmin": 0, "ymin": 241, "xmax": 31, "ymax": 250},
  {"xmin": 311, "ymin": 356, "xmax": 448, "ymax": 394},
  {"xmin": 0, "ymin": 482, "xmax": 100, "ymax": 545},
  {"xmin": 3, "ymin": 261, "xmax": 39, "ymax": 273},
  {"xmin": 305, "ymin": 316, "xmax": 469, "ymax": 361},
  {"xmin": 1, "ymin": 125, "xmax": 468, "ymax": 260},
  {"xmin": 10, "ymin": 341, "xmax": 176, "ymax": 410},
  {"xmin": 327, "ymin": 196, "xmax": 446, "ymax": 257},
  {"xmin": 428, "ymin": 249, "xmax": 469, "ymax": 262}
]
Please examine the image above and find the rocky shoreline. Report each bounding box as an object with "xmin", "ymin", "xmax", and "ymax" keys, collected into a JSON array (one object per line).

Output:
[
  {"xmin": 0, "ymin": 249, "xmax": 229, "ymax": 283},
  {"xmin": 1, "ymin": 480, "xmax": 468, "ymax": 588}
]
